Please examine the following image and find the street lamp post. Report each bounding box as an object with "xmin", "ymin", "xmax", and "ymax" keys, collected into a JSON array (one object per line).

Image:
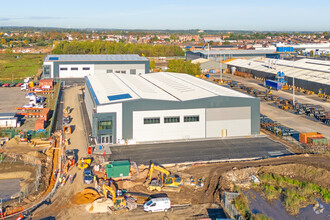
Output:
[{"xmin": 292, "ymin": 58, "xmax": 295, "ymax": 105}]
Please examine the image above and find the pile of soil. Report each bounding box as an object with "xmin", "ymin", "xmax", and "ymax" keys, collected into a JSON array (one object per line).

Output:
[
  {"xmin": 85, "ymin": 198, "xmax": 113, "ymax": 213},
  {"xmin": 71, "ymin": 188, "xmax": 101, "ymax": 205}
]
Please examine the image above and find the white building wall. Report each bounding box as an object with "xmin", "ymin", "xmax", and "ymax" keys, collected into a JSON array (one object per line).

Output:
[
  {"xmin": 94, "ymin": 64, "xmax": 145, "ymax": 75},
  {"xmin": 97, "ymin": 103, "xmax": 123, "ymax": 141},
  {"xmin": 59, "ymin": 64, "xmax": 95, "ymax": 78},
  {"xmin": 132, "ymin": 108, "xmax": 205, "ymax": 142},
  {"xmin": 0, "ymin": 118, "xmax": 17, "ymax": 128},
  {"xmin": 84, "ymin": 86, "xmax": 95, "ymax": 126}
]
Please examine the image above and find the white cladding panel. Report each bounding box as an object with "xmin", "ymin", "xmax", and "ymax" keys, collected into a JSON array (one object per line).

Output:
[
  {"xmin": 59, "ymin": 64, "xmax": 95, "ymax": 78},
  {"xmin": 132, "ymin": 109, "xmax": 205, "ymax": 142},
  {"xmin": 43, "ymin": 62, "xmax": 54, "ymax": 78},
  {"xmin": 97, "ymin": 103, "xmax": 123, "ymax": 141},
  {"xmin": 84, "ymin": 85, "xmax": 94, "ymax": 127},
  {"xmin": 94, "ymin": 64, "xmax": 145, "ymax": 75}
]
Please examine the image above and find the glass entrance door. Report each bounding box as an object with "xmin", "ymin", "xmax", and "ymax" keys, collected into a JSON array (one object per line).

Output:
[{"xmin": 98, "ymin": 135, "xmax": 112, "ymax": 144}]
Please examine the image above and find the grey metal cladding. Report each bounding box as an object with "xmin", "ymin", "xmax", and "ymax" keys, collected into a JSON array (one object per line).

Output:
[
  {"xmin": 206, "ymin": 107, "xmax": 250, "ymax": 121},
  {"xmin": 121, "ymin": 96, "xmax": 260, "ymax": 139}
]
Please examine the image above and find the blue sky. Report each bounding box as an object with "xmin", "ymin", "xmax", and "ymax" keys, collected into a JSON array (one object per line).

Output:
[{"xmin": 0, "ymin": 0, "xmax": 329, "ymax": 31}]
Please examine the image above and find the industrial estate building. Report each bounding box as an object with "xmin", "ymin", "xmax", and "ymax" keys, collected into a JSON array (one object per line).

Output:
[
  {"xmin": 84, "ymin": 72, "xmax": 260, "ymax": 144},
  {"xmin": 226, "ymin": 58, "xmax": 330, "ymax": 95},
  {"xmin": 42, "ymin": 54, "xmax": 150, "ymax": 78},
  {"xmin": 0, "ymin": 113, "xmax": 18, "ymax": 128},
  {"xmin": 186, "ymin": 49, "xmax": 277, "ymax": 61}
]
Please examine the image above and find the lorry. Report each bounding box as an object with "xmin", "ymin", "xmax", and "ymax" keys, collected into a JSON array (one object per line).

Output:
[{"xmin": 143, "ymin": 197, "xmax": 171, "ymax": 213}]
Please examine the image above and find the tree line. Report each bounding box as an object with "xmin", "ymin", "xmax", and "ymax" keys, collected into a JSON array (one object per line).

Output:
[
  {"xmin": 167, "ymin": 59, "xmax": 201, "ymax": 75},
  {"xmin": 52, "ymin": 41, "xmax": 185, "ymax": 57}
]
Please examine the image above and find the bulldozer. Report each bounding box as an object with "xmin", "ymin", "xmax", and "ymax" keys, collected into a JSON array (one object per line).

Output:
[{"xmin": 145, "ymin": 163, "xmax": 183, "ymax": 192}]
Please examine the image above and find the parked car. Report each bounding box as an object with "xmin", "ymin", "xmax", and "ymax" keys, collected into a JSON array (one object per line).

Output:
[
  {"xmin": 3, "ymin": 83, "xmax": 10, "ymax": 87},
  {"xmin": 0, "ymin": 83, "xmax": 2, "ymax": 87},
  {"xmin": 23, "ymin": 104, "xmax": 34, "ymax": 108},
  {"xmin": 16, "ymin": 83, "xmax": 23, "ymax": 87},
  {"xmin": 83, "ymin": 169, "xmax": 93, "ymax": 184},
  {"xmin": 9, "ymin": 83, "xmax": 17, "ymax": 87},
  {"xmin": 25, "ymin": 92, "xmax": 35, "ymax": 99}
]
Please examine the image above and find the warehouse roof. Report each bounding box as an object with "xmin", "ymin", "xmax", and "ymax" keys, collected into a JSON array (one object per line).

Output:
[
  {"xmin": 190, "ymin": 49, "xmax": 276, "ymax": 56},
  {"xmin": 86, "ymin": 72, "xmax": 254, "ymax": 105},
  {"xmin": 226, "ymin": 58, "xmax": 330, "ymax": 85},
  {"xmin": 44, "ymin": 54, "xmax": 149, "ymax": 62}
]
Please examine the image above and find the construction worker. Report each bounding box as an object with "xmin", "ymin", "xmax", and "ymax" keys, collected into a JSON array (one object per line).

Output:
[{"xmin": 58, "ymin": 177, "xmax": 62, "ymax": 184}]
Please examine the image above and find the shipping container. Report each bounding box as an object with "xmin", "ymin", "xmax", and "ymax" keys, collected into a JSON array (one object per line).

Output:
[
  {"xmin": 276, "ymin": 47, "xmax": 293, "ymax": 53},
  {"xmin": 35, "ymin": 119, "xmax": 44, "ymax": 131},
  {"xmin": 40, "ymin": 108, "xmax": 50, "ymax": 121},
  {"xmin": 39, "ymin": 79, "xmax": 53, "ymax": 89},
  {"xmin": 266, "ymin": 80, "xmax": 283, "ymax": 90},
  {"xmin": 106, "ymin": 160, "xmax": 130, "ymax": 178},
  {"xmin": 299, "ymin": 132, "xmax": 323, "ymax": 144},
  {"xmin": 307, "ymin": 137, "xmax": 328, "ymax": 146}
]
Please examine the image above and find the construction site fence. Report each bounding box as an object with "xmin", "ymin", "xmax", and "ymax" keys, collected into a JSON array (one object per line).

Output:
[
  {"xmin": 0, "ymin": 129, "xmax": 50, "ymax": 139},
  {"xmin": 49, "ymin": 79, "xmax": 62, "ymax": 134},
  {"xmin": 221, "ymin": 192, "xmax": 244, "ymax": 220},
  {"xmin": 0, "ymin": 153, "xmax": 42, "ymax": 212}
]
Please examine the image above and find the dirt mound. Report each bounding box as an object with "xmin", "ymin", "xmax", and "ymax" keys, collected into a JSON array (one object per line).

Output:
[
  {"xmin": 85, "ymin": 198, "xmax": 113, "ymax": 213},
  {"xmin": 71, "ymin": 188, "xmax": 101, "ymax": 205}
]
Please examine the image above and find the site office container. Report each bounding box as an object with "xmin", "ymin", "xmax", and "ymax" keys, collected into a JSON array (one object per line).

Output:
[
  {"xmin": 35, "ymin": 119, "xmax": 45, "ymax": 130},
  {"xmin": 307, "ymin": 137, "xmax": 328, "ymax": 146},
  {"xmin": 106, "ymin": 160, "xmax": 130, "ymax": 178},
  {"xmin": 266, "ymin": 80, "xmax": 283, "ymax": 90},
  {"xmin": 299, "ymin": 132, "xmax": 323, "ymax": 144},
  {"xmin": 40, "ymin": 108, "xmax": 50, "ymax": 121},
  {"xmin": 39, "ymin": 79, "xmax": 53, "ymax": 88}
]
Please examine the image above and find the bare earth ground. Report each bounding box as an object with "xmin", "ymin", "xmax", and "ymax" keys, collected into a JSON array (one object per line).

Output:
[{"xmin": 32, "ymin": 86, "xmax": 330, "ymax": 220}]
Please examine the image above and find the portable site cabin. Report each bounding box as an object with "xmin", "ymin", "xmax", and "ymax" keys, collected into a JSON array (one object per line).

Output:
[{"xmin": 106, "ymin": 160, "xmax": 130, "ymax": 178}]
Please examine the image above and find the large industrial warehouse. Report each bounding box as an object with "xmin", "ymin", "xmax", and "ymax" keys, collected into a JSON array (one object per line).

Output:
[
  {"xmin": 84, "ymin": 72, "xmax": 260, "ymax": 144},
  {"xmin": 186, "ymin": 49, "xmax": 276, "ymax": 61},
  {"xmin": 226, "ymin": 58, "xmax": 330, "ymax": 95},
  {"xmin": 42, "ymin": 54, "xmax": 150, "ymax": 78}
]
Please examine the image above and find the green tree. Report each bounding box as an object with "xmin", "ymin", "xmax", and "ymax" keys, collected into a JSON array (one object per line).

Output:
[
  {"xmin": 23, "ymin": 39, "xmax": 29, "ymax": 45},
  {"xmin": 167, "ymin": 59, "xmax": 201, "ymax": 75},
  {"xmin": 310, "ymin": 50, "xmax": 314, "ymax": 57},
  {"xmin": 223, "ymin": 41, "xmax": 230, "ymax": 46},
  {"xmin": 5, "ymin": 48, "xmax": 12, "ymax": 54},
  {"xmin": 150, "ymin": 60, "xmax": 155, "ymax": 69}
]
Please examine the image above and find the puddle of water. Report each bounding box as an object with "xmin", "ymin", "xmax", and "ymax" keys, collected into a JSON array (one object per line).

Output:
[
  {"xmin": 245, "ymin": 189, "xmax": 329, "ymax": 220},
  {"xmin": 0, "ymin": 179, "xmax": 22, "ymax": 201}
]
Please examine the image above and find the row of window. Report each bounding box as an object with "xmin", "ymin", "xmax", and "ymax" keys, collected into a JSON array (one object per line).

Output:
[
  {"xmin": 60, "ymin": 67, "xmax": 90, "ymax": 71},
  {"xmin": 143, "ymin": 116, "xmax": 199, "ymax": 124},
  {"xmin": 107, "ymin": 69, "xmax": 137, "ymax": 75}
]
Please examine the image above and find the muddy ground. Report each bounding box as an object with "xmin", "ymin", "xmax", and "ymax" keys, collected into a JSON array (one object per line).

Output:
[{"xmin": 33, "ymin": 154, "xmax": 329, "ymax": 220}]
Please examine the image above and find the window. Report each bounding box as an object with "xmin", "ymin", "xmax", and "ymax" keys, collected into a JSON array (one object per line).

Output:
[
  {"xmin": 83, "ymin": 67, "xmax": 90, "ymax": 71},
  {"xmin": 144, "ymin": 117, "xmax": 160, "ymax": 124},
  {"xmin": 184, "ymin": 115, "xmax": 199, "ymax": 122},
  {"xmin": 60, "ymin": 67, "xmax": 68, "ymax": 71},
  {"xmin": 164, "ymin": 116, "xmax": 180, "ymax": 123},
  {"xmin": 98, "ymin": 120, "xmax": 112, "ymax": 130},
  {"xmin": 107, "ymin": 69, "xmax": 113, "ymax": 73},
  {"xmin": 130, "ymin": 69, "xmax": 136, "ymax": 75},
  {"xmin": 71, "ymin": 67, "xmax": 78, "ymax": 71},
  {"xmin": 121, "ymin": 70, "xmax": 126, "ymax": 74},
  {"xmin": 115, "ymin": 70, "xmax": 120, "ymax": 73},
  {"xmin": 43, "ymin": 65, "xmax": 51, "ymax": 76}
]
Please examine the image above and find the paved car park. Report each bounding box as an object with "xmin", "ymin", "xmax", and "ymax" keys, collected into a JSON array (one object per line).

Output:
[
  {"xmin": 109, "ymin": 137, "xmax": 293, "ymax": 165},
  {"xmin": 0, "ymin": 87, "xmax": 28, "ymax": 113}
]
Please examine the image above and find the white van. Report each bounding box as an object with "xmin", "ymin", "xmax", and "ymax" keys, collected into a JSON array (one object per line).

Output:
[{"xmin": 143, "ymin": 197, "xmax": 171, "ymax": 213}]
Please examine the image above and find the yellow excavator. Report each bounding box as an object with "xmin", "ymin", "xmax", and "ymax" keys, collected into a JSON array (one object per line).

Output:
[
  {"xmin": 102, "ymin": 184, "xmax": 127, "ymax": 210},
  {"xmin": 145, "ymin": 163, "xmax": 183, "ymax": 191}
]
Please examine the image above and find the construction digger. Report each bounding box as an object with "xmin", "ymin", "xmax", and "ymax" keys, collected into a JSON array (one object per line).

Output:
[
  {"xmin": 102, "ymin": 184, "xmax": 136, "ymax": 210},
  {"xmin": 145, "ymin": 163, "xmax": 183, "ymax": 192}
]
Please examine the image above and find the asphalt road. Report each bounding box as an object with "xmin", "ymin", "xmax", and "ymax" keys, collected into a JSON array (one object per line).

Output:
[{"xmin": 109, "ymin": 137, "xmax": 292, "ymax": 165}]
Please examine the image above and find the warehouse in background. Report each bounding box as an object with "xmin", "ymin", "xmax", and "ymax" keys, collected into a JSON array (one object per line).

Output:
[
  {"xmin": 42, "ymin": 54, "xmax": 150, "ymax": 79},
  {"xmin": 84, "ymin": 72, "xmax": 260, "ymax": 144},
  {"xmin": 226, "ymin": 58, "xmax": 330, "ymax": 95}
]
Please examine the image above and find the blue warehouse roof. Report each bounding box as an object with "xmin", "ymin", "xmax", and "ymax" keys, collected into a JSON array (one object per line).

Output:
[{"xmin": 44, "ymin": 54, "xmax": 149, "ymax": 62}]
